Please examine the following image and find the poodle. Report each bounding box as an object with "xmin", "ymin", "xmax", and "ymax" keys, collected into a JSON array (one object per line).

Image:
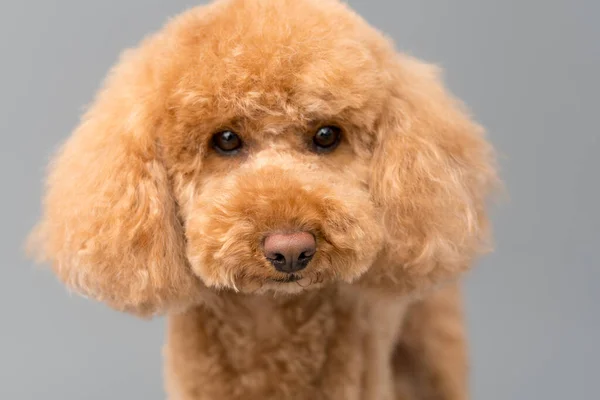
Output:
[{"xmin": 28, "ymin": 0, "xmax": 498, "ymax": 398}]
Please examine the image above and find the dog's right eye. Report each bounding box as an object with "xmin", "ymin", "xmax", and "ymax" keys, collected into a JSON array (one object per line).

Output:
[{"xmin": 212, "ymin": 130, "xmax": 243, "ymax": 155}]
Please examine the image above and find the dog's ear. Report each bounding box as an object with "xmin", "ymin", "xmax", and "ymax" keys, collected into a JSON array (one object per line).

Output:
[
  {"xmin": 369, "ymin": 55, "xmax": 498, "ymax": 288},
  {"xmin": 27, "ymin": 42, "xmax": 201, "ymax": 317}
]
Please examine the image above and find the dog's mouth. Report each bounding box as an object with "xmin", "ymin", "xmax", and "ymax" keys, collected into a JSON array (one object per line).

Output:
[
  {"xmin": 268, "ymin": 271, "xmax": 326, "ymax": 287},
  {"xmin": 271, "ymin": 274, "xmax": 303, "ymax": 283}
]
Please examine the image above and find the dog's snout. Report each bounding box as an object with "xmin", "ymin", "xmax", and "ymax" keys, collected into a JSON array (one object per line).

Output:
[{"xmin": 264, "ymin": 232, "xmax": 316, "ymax": 273}]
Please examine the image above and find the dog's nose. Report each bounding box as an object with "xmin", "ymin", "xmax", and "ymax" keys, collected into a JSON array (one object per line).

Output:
[{"xmin": 264, "ymin": 232, "xmax": 316, "ymax": 273}]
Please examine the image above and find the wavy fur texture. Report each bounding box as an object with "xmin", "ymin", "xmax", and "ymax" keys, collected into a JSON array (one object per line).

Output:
[{"xmin": 28, "ymin": 0, "xmax": 499, "ymax": 398}]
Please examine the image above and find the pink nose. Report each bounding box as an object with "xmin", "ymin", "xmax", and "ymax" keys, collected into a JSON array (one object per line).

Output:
[{"xmin": 263, "ymin": 232, "xmax": 316, "ymax": 273}]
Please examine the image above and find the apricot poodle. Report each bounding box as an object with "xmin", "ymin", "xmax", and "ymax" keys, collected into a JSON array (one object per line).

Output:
[{"xmin": 28, "ymin": 0, "xmax": 498, "ymax": 399}]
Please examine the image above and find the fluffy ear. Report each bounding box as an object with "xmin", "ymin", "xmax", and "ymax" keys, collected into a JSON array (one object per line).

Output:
[
  {"xmin": 368, "ymin": 55, "xmax": 498, "ymax": 290},
  {"xmin": 27, "ymin": 42, "xmax": 201, "ymax": 317}
]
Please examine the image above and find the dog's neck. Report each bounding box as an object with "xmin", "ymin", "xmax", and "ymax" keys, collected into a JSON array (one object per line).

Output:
[{"xmin": 200, "ymin": 287, "xmax": 347, "ymax": 340}]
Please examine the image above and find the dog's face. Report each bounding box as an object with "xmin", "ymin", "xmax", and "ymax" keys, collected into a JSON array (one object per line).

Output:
[
  {"xmin": 28, "ymin": 0, "xmax": 497, "ymax": 315},
  {"xmin": 174, "ymin": 122, "xmax": 382, "ymax": 293}
]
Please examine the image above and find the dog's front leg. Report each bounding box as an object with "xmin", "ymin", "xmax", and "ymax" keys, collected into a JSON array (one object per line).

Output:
[{"xmin": 390, "ymin": 283, "xmax": 469, "ymax": 400}]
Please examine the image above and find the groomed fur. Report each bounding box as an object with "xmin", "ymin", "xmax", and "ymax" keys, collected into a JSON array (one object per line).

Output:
[{"xmin": 28, "ymin": 0, "xmax": 498, "ymax": 398}]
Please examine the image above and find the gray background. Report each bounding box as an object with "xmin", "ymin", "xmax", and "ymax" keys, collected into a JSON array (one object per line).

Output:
[{"xmin": 1, "ymin": 0, "xmax": 598, "ymax": 399}]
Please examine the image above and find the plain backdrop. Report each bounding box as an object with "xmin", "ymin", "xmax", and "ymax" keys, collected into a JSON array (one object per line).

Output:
[{"xmin": 1, "ymin": 0, "xmax": 598, "ymax": 399}]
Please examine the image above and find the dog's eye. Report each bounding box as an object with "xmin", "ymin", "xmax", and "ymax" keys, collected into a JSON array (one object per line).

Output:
[
  {"xmin": 212, "ymin": 130, "xmax": 243, "ymax": 154},
  {"xmin": 313, "ymin": 126, "xmax": 341, "ymax": 153}
]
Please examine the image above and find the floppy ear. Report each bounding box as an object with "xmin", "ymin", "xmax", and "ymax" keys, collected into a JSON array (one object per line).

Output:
[
  {"xmin": 368, "ymin": 55, "xmax": 498, "ymax": 291},
  {"xmin": 27, "ymin": 42, "xmax": 201, "ymax": 317}
]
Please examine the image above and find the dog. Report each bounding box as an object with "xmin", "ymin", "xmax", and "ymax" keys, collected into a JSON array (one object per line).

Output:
[{"xmin": 28, "ymin": 0, "xmax": 498, "ymax": 398}]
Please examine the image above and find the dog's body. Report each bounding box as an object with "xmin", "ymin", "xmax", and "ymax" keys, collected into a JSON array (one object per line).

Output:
[
  {"xmin": 165, "ymin": 284, "xmax": 466, "ymax": 400},
  {"xmin": 28, "ymin": 0, "xmax": 497, "ymax": 399}
]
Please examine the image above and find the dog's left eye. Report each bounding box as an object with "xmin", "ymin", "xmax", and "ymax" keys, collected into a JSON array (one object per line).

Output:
[
  {"xmin": 313, "ymin": 126, "xmax": 342, "ymax": 153},
  {"xmin": 212, "ymin": 130, "xmax": 243, "ymax": 155}
]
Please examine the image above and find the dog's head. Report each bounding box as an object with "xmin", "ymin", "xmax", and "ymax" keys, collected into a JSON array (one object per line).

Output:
[{"xmin": 28, "ymin": 0, "xmax": 497, "ymax": 315}]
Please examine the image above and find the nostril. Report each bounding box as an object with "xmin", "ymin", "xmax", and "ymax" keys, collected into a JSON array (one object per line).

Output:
[
  {"xmin": 269, "ymin": 253, "xmax": 286, "ymax": 265},
  {"xmin": 296, "ymin": 251, "xmax": 314, "ymax": 270},
  {"xmin": 298, "ymin": 251, "xmax": 314, "ymax": 262}
]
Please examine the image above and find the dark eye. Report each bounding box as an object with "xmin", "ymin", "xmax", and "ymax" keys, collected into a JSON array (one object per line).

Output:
[
  {"xmin": 212, "ymin": 130, "xmax": 242, "ymax": 154},
  {"xmin": 313, "ymin": 126, "xmax": 342, "ymax": 152}
]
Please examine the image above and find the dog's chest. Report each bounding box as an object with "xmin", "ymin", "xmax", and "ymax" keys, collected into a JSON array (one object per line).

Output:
[{"xmin": 164, "ymin": 287, "xmax": 407, "ymax": 400}]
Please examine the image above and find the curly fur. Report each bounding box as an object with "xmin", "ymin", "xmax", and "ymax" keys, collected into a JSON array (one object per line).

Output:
[{"xmin": 28, "ymin": 0, "xmax": 499, "ymax": 398}]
